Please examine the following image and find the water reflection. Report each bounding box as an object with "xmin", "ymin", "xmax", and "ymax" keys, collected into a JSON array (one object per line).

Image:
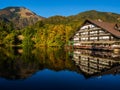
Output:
[
  {"xmin": 1, "ymin": 47, "xmax": 120, "ymax": 89},
  {"xmin": 0, "ymin": 47, "xmax": 78, "ymax": 80},
  {"xmin": 71, "ymin": 49, "xmax": 120, "ymax": 78},
  {"xmin": 0, "ymin": 46, "xmax": 120, "ymax": 80}
]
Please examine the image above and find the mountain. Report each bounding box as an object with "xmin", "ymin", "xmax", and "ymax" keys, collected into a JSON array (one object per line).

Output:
[
  {"xmin": 0, "ymin": 7, "xmax": 44, "ymax": 29},
  {"xmin": 1, "ymin": 7, "xmax": 120, "ymax": 29},
  {"xmin": 43, "ymin": 15, "xmax": 67, "ymax": 24},
  {"xmin": 0, "ymin": 17, "xmax": 9, "ymax": 22},
  {"xmin": 67, "ymin": 10, "xmax": 120, "ymax": 23},
  {"xmin": 43, "ymin": 10, "xmax": 120, "ymax": 25}
]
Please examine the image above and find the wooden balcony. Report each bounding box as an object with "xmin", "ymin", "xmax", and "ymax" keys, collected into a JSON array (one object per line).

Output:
[
  {"xmin": 79, "ymin": 27, "xmax": 101, "ymax": 33},
  {"xmin": 75, "ymin": 33, "xmax": 111, "ymax": 38},
  {"xmin": 80, "ymin": 41, "xmax": 116, "ymax": 44}
]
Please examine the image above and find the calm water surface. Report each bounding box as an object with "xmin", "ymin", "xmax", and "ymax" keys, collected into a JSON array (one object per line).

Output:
[{"xmin": 0, "ymin": 47, "xmax": 120, "ymax": 90}]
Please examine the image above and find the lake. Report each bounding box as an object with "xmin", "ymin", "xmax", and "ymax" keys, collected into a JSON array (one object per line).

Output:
[{"xmin": 0, "ymin": 47, "xmax": 120, "ymax": 90}]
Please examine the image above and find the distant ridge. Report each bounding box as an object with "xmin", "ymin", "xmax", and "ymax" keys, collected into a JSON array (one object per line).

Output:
[
  {"xmin": 67, "ymin": 10, "xmax": 120, "ymax": 23},
  {"xmin": 44, "ymin": 10, "xmax": 120, "ymax": 25}
]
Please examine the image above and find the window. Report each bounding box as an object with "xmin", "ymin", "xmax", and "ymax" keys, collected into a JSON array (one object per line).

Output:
[
  {"xmin": 90, "ymin": 37, "xmax": 98, "ymax": 40},
  {"xmin": 74, "ymin": 37, "xmax": 79, "ymax": 41},
  {"xmin": 99, "ymin": 36, "xmax": 109, "ymax": 40},
  {"xmin": 81, "ymin": 38, "xmax": 88, "ymax": 41},
  {"xmin": 81, "ymin": 32, "xmax": 88, "ymax": 35}
]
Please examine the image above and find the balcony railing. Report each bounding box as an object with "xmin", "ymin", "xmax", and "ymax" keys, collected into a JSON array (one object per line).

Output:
[{"xmin": 79, "ymin": 27, "xmax": 101, "ymax": 32}]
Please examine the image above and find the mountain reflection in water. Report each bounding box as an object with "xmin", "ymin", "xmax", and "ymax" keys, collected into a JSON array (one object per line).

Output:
[
  {"xmin": 0, "ymin": 47, "xmax": 120, "ymax": 80},
  {"xmin": 0, "ymin": 47, "xmax": 78, "ymax": 80},
  {"xmin": 0, "ymin": 48, "xmax": 120, "ymax": 79},
  {"xmin": 0, "ymin": 47, "xmax": 120, "ymax": 90}
]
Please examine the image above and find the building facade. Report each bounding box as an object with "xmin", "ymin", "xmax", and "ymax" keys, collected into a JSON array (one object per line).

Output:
[{"xmin": 70, "ymin": 20, "xmax": 120, "ymax": 50}]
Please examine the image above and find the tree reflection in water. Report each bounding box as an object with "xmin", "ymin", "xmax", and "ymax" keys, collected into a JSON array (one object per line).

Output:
[
  {"xmin": 0, "ymin": 47, "xmax": 120, "ymax": 80},
  {"xmin": 0, "ymin": 47, "xmax": 78, "ymax": 80}
]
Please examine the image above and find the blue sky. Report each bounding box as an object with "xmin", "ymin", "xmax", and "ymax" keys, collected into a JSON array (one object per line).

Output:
[{"xmin": 0, "ymin": 0, "xmax": 120, "ymax": 17}]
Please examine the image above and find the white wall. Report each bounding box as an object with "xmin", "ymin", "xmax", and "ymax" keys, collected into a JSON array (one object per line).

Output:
[{"xmin": 80, "ymin": 24, "xmax": 95, "ymax": 30}]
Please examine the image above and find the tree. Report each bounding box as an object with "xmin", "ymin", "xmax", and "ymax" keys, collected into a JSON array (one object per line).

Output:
[{"xmin": 22, "ymin": 27, "xmax": 35, "ymax": 47}]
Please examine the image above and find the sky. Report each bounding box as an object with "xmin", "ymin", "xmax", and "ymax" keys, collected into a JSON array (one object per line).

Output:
[{"xmin": 0, "ymin": 0, "xmax": 120, "ymax": 17}]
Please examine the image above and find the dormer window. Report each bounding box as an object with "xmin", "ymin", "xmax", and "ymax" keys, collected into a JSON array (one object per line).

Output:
[{"xmin": 115, "ymin": 24, "xmax": 120, "ymax": 31}]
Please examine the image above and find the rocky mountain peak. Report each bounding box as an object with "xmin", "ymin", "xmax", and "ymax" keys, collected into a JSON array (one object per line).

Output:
[{"xmin": 0, "ymin": 7, "xmax": 45, "ymax": 29}]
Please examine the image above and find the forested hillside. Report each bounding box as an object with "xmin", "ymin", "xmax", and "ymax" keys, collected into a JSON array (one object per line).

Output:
[
  {"xmin": 0, "ymin": 18, "xmax": 14, "ymax": 45},
  {"xmin": 0, "ymin": 7, "xmax": 120, "ymax": 47},
  {"xmin": 26, "ymin": 10, "xmax": 120, "ymax": 47}
]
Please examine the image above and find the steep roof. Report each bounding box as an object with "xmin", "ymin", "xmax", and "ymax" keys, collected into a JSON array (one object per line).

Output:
[{"xmin": 84, "ymin": 19, "xmax": 120, "ymax": 38}]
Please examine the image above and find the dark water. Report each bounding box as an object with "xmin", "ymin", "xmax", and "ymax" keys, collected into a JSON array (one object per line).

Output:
[{"xmin": 0, "ymin": 47, "xmax": 120, "ymax": 90}]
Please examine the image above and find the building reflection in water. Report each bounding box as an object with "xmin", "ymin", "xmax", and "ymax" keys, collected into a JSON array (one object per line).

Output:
[
  {"xmin": 1, "ymin": 46, "xmax": 120, "ymax": 80},
  {"xmin": 71, "ymin": 49, "xmax": 120, "ymax": 78}
]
